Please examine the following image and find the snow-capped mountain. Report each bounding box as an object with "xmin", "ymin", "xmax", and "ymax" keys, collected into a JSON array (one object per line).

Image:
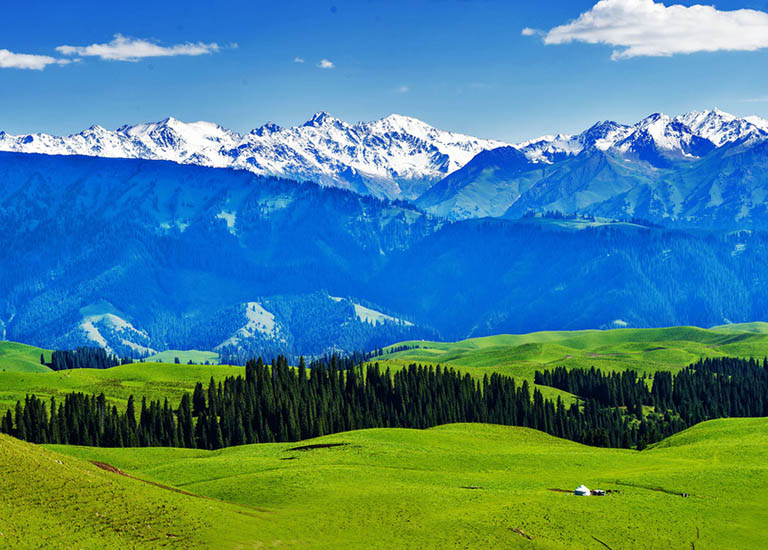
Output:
[
  {"xmin": 516, "ymin": 109, "xmax": 768, "ymax": 165},
  {"xmin": 676, "ymin": 109, "xmax": 768, "ymax": 147},
  {"xmin": 0, "ymin": 113, "xmax": 508, "ymax": 200},
  {"xmin": 421, "ymin": 109, "xmax": 768, "ymax": 222},
  {"xmin": 1, "ymin": 108, "xmax": 766, "ymax": 204}
]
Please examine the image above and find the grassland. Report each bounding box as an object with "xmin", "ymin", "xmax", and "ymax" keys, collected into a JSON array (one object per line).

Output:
[
  {"xmin": 0, "ymin": 432, "xmax": 272, "ymax": 549},
  {"xmin": 4, "ymin": 324, "xmax": 768, "ymax": 414},
  {"xmin": 0, "ymin": 359, "xmax": 243, "ymax": 414},
  {"xmin": 373, "ymin": 325, "xmax": 768, "ymax": 393},
  {"xmin": 0, "ymin": 341, "xmax": 52, "ymax": 373},
  {"xmin": 29, "ymin": 418, "xmax": 767, "ymax": 549},
  {"xmin": 2, "ymin": 328, "xmax": 767, "ymax": 548},
  {"xmin": 146, "ymin": 350, "xmax": 220, "ymax": 364}
]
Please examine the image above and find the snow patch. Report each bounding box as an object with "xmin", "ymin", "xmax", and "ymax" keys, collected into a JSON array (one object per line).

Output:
[
  {"xmin": 732, "ymin": 243, "xmax": 747, "ymax": 256},
  {"xmin": 78, "ymin": 303, "xmax": 154, "ymax": 355},
  {"xmin": 217, "ymin": 302, "xmax": 281, "ymax": 348},
  {"xmin": 330, "ymin": 296, "xmax": 413, "ymax": 326},
  {"xmin": 216, "ymin": 210, "xmax": 237, "ymax": 235}
]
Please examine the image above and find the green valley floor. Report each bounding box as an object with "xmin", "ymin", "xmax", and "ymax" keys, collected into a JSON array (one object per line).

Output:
[{"xmin": 0, "ymin": 418, "xmax": 765, "ymax": 549}]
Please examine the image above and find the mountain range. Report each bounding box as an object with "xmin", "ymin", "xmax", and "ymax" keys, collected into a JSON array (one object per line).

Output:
[
  {"xmin": 0, "ymin": 112, "xmax": 507, "ymax": 201},
  {"xmin": 3, "ymin": 108, "xmax": 768, "ymax": 229},
  {"xmin": 3, "ymin": 108, "xmax": 768, "ymax": 357},
  {"xmin": 419, "ymin": 109, "xmax": 768, "ymax": 224}
]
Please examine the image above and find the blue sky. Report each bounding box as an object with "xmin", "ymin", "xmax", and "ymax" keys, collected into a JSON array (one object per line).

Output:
[{"xmin": 1, "ymin": 0, "xmax": 768, "ymax": 142}]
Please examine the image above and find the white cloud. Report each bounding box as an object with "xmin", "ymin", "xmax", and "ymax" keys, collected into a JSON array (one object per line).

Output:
[
  {"xmin": 743, "ymin": 96, "xmax": 768, "ymax": 103},
  {"xmin": 0, "ymin": 49, "xmax": 71, "ymax": 70},
  {"xmin": 537, "ymin": 0, "xmax": 768, "ymax": 60},
  {"xmin": 317, "ymin": 58, "xmax": 335, "ymax": 69},
  {"xmin": 521, "ymin": 27, "xmax": 539, "ymax": 37},
  {"xmin": 294, "ymin": 56, "xmax": 305, "ymax": 63},
  {"xmin": 56, "ymin": 34, "xmax": 220, "ymax": 61},
  {"xmin": 395, "ymin": 85, "xmax": 409, "ymax": 93}
]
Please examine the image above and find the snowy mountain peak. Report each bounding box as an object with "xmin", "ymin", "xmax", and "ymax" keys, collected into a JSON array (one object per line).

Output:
[
  {"xmin": 1, "ymin": 108, "xmax": 767, "ymax": 201},
  {"xmin": 579, "ymin": 120, "xmax": 631, "ymax": 150},
  {"xmin": 303, "ymin": 111, "xmax": 338, "ymax": 127},
  {"xmin": 635, "ymin": 112, "xmax": 672, "ymax": 129},
  {"xmin": 677, "ymin": 108, "xmax": 766, "ymax": 146},
  {"xmin": 252, "ymin": 122, "xmax": 282, "ymax": 136},
  {"xmin": 745, "ymin": 115, "xmax": 768, "ymax": 132},
  {"xmin": 514, "ymin": 109, "xmax": 767, "ymax": 164}
]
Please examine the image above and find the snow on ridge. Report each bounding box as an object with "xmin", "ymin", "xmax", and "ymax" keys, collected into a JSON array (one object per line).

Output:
[
  {"xmin": 330, "ymin": 296, "xmax": 413, "ymax": 326},
  {"xmin": 216, "ymin": 302, "xmax": 281, "ymax": 349},
  {"xmin": 0, "ymin": 113, "xmax": 510, "ymax": 200},
  {"xmin": 1, "ymin": 109, "xmax": 766, "ymax": 197},
  {"xmin": 78, "ymin": 303, "xmax": 155, "ymax": 355},
  {"xmin": 216, "ymin": 210, "xmax": 237, "ymax": 235},
  {"xmin": 515, "ymin": 109, "xmax": 768, "ymax": 164}
]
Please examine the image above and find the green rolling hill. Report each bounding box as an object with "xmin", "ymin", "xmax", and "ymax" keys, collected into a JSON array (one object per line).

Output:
[
  {"xmin": 25, "ymin": 418, "xmax": 767, "ymax": 549},
  {"xmin": 1, "ymin": 328, "xmax": 767, "ymax": 548},
  {"xmin": 374, "ymin": 325, "xmax": 768, "ymax": 383},
  {"xmin": 0, "ymin": 341, "xmax": 52, "ymax": 373},
  {"xmin": 4, "ymin": 324, "xmax": 768, "ymax": 414},
  {"xmin": 0, "ymin": 431, "xmax": 270, "ymax": 549}
]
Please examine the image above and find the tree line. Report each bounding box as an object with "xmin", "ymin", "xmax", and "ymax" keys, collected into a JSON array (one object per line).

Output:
[
  {"xmin": 46, "ymin": 347, "xmax": 133, "ymax": 371},
  {"xmin": 3, "ymin": 356, "xmax": 767, "ymax": 450},
  {"xmin": 535, "ymin": 357, "xmax": 768, "ymax": 446},
  {"xmin": 2, "ymin": 356, "xmax": 635, "ymax": 449}
]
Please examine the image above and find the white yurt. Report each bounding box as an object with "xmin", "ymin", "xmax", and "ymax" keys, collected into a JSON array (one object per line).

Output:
[{"xmin": 574, "ymin": 485, "xmax": 591, "ymax": 496}]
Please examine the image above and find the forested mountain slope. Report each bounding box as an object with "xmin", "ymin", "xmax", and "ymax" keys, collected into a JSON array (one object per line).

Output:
[{"xmin": 3, "ymin": 152, "xmax": 768, "ymax": 354}]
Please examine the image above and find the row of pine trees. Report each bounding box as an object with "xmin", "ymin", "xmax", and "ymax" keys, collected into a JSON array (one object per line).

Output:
[{"xmin": 2, "ymin": 356, "xmax": 767, "ymax": 450}]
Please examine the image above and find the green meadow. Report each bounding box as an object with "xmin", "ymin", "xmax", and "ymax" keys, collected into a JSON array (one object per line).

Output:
[
  {"xmin": 4, "ymin": 323, "xmax": 768, "ymax": 414},
  {"xmin": 0, "ymin": 356, "xmax": 243, "ymax": 414},
  {"xmin": 373, "ymin": 324, "xmax": 768, "ymax": 384},
  {"xmin": 1, "ymin": 326, "xmax": 768, "ymax": 548},
  {"xmin": 145, "ymin": 349, "xmax": 221, "ymax": 365},
  {"xmin": 3, "ymin": 418, "xmax": 757, "ymax": 549},
  {"xmin": 0, "ymin": 341, "xmax": 51, "ymax": 373}
]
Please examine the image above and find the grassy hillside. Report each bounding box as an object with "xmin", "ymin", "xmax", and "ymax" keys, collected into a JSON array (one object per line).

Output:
[
  {"xmin": 0, "ymin": 341, "xmax": 51, "ymax": 373},
  {"xmin": 43, "ymin": 418, "xmax": 768, "ymax": 549},
  {"xmin": 0, "ymin": 432, "xmax": 273, "ymax": 549},
  {"xmin": 146, "ymin": 350, "xmax": 220, "ymax": 364},
  {"xmin": 710, "ymin": 321, "xmax": 768, "ymax": 334},
  {"xmin": 4, "ymin": 324, "xmax": 768, "ymax": 414},
  {"xmin": 0, "ymin": 360, "xmax": 243, "ymax": 414},
  {"xmin": 374, "ymin": 326, "xmax": 768, "ymax": 386}
]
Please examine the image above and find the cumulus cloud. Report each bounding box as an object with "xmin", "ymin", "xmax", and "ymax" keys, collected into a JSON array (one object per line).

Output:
[
  {"xmin": 317, "ymin": 58, "xmax": 335, "ymax": 69},
  {"xmin": 521, "ymin": 27, "xmax": 539, "ymax": 37},
  {"xmin": 56, "ymin": 34, "xmax": 220, "ymax": 61},
  {"xmin": 535, "ymin": 0, "xmax": 768, "ymax": 60},
  {"xmin": 294, "ymin": 56, "xmax": 305, "ymax": 63},
  {"xmin": 0, "ymin": 49, "xmax": 71, "ymax": 70}
]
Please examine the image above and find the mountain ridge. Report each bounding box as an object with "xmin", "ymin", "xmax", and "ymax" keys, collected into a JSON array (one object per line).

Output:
[
  {"xmin": 0, "ymin": 112, "xmax": 509, "ymax": 200},
  {"xmin": 2, "ymin": 109, "xmax": 766, "ymax": 204}
]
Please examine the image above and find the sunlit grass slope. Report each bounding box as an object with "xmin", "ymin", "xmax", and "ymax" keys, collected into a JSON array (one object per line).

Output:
[
  {"xmin": 5, "ymin": 324, "xmax": 768, "ymax": 413},
  {"xmin": 146, "ymin": 350, "xmax": 220, "ymax": 364},
  {"xmin": 0, "ymin": 432, "xmax": 273, "ymax": 549},
  {"xmin": 48, "ymin": 418, "xmax": 768, "ymax": 549},
  {"xmin": 0, "ymin": 360, "xmax": 243, "ymax": 414},
  {"xmin": 375, "ymin": 326, "xmax": 768, "ymax": 384},
  {"xmin": 0, "ymin": 341, "xmax": 51, "ymax": 373}
]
